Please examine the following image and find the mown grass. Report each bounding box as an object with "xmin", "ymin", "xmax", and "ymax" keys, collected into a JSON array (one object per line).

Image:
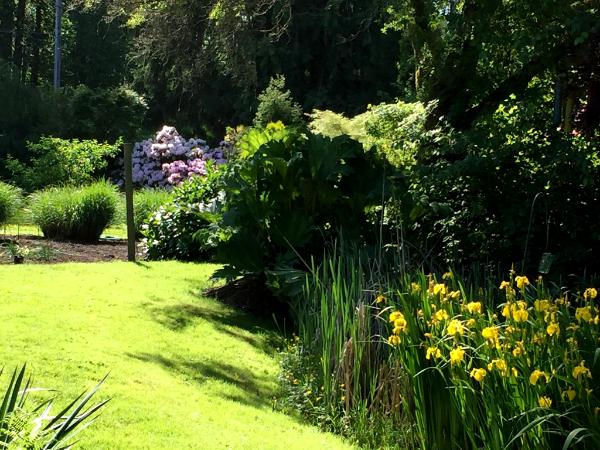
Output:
[
  {"xmin": 1, "ymin": 223, "xmax": 127, "ymax": 239},
  {"xmin": 0, "ymin": 261, "xmax": 353, "ymax": 449}
]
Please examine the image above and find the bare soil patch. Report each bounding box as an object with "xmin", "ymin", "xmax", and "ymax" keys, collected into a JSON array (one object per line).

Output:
[{"xmin": 0, "ymin": 235, "xmax": 133, "ymax": 264}]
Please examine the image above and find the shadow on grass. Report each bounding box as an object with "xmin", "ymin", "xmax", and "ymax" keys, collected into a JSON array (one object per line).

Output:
[
  {"xmin": 127, "ymin": 352, "xmax": 276, "ymax": 409},
  {"xmin": 143, "ymin": 297, "xmax": 283, "ymax": 354}
]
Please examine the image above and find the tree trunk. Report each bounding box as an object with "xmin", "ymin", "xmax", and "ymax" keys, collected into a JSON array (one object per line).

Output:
[
  {"xmin": 13, "ymin": 0, "xmax": 26, "ymax": 78},
  {"xmin": 581, "ymin": 77, "xmax": 600, "ymax": 135},
  {"xmin": 0, "ymin": 0, "xmax": 15, "ymax": 61},
  {"xmin": 30, "ymin": 0, "xmax": 43, "ymax": 85}
]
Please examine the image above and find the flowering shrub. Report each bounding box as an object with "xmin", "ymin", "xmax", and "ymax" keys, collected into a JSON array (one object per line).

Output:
[
  {"xmin": 385, "ymin": 271, "xmax": 600, "ymax": 449},
  {"xmin": 131, "ymin": 126, "xmax": 229, "ymax": 187}
]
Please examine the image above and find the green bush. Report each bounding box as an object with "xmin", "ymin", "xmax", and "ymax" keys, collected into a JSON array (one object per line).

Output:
[
  {"xmin": 307, "ymin": 108, "xmax": 370, "ymax": 143},
  {"xmin": 142, "ymin": 166, "xmax": 224, "ymax": 261},
  {"xmin": 31, "ymin": 181, "xmax": 120, "ymax": 242},
  {"xmin": 213, "ymin": 123, "xmax": 401, "ymax": 295},
  {"xmin": 315, "ymin": 87, "xmax": 600, "ymax": 275},
  {"xmin": 134, "ymin": 188, "xmax": 173, "ymax": 235},
  {"xmin": 0, "ymin": 182, "xmax": 22, "ymax": 225},
  {"xmin": 253, "ymin": 75, "xmax": 304, "ymax": 128},
  {"xmin": 402, "ymin": 87, "xmax": 600, "ymax": 273},
  {"xmin": 5, "ymin": 137, "xmax": 121, "ymax": 192},
  {"xmin": 308, "ymin": 102, "xmax": 428, "ymax": 167},
  {"xmin": 0, "ymin": 63, "xmax": 146, "ymax": 172},
  {"xmin": 64, "ymin": 84, "xmax": 147, "ymax": 142}
]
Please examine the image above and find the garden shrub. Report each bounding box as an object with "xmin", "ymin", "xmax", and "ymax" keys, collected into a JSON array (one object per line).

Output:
[
  {"xmin": 129, "ymin": 126, "xmax": 228, "ymax": 188},
  {"xmin": 317, "ymin": 83, "xmax": 600, "ymax": 276},
  {"xmin": 64, "ymin": 84, "xmax": 147, "ymax": 142},
  {"xmin": 133, "ymin": 188, "xmax": 174, "ymax": 235},
  {"xmin": 31, "ymin": 181, "xmax": 120, "ymax": 242},
  {"xmin": 213, "ymin": 122, "xmax": 402, "ymax": 294},
  {"xmin": 308, "ymin": 101, "xmax": 428, "ymax": 167},
  {"xmin": 402, "ymin": 85, "xmax": 600, "ymax": 274},
  {"xmin": 253, "ymin": 75, "xmax": 304, "ymax": 128},
  {"xmin": 363, "ymin": 100, "xmax": 428, "ymax": 167},
  {"xmin": 141, "ymin": 164, "xmax": 224, "ymax": 261},
  {"xmin": 0, "ymin": 181, "xmax": 22, "ymax": 225},
  {"xmin": 5, "ymin": 137, "xmax": 121, "ymax": 192},
  {"xmin": 0, "ymin": 63, "xmax": 146, "ymax": 173},
  {"xmin": 307, "ymin": 108, "xmax": 370, "ymax": 143}
]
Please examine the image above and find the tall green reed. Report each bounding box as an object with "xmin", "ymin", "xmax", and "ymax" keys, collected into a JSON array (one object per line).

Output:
[{"xmin": 288, "ymin": 248, "xmax": 414, "ymax": 448}]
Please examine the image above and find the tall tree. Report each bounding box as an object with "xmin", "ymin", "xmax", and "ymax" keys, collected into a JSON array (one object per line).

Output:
[
  {"xmin": 30, "ymin": 0, "xmax": 44, "ymax": 84},
  {"xmin": 65, "ymin": 0, "xmax": 129, "ymax": 88},
  {"xmin": 385, "ymin": 0, "xmax": 600, "ymax": 130},
  {"xmin": 105, "ymin": 0, "xmax": 400, "ymax": 134},
  {"xmin": 0, "ymin": 0, "xmax": 15, "ymax": 62},
  {"xmin": 13, "ymin": 0, "xmax": 26, "ymax": 78}
]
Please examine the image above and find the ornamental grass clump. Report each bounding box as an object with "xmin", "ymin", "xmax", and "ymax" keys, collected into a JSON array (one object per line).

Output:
[
  {"xmin": 31, "ymin": 181, "xmax": 119, "ymax": 242},
  {"xmin": 0, "ymin": 181, "xmax": 22, "ymax": 226},
  {"xmin": 385, "ymin": 271, "xmax": 600, "ymax": 449}
]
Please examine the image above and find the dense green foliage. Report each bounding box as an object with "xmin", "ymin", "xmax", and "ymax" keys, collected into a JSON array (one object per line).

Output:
[
  {"xmin": 0, "ymin": 181, "xmax": 22, "ymax": 225},
  {"xmin": 309, "ymin": 89, "xmax": 600, "ymax": 275},
  {"xmin": 5, "ymin": 137, "xmax": 121, "ymax": 192},
  {"xmin": 385, "ymin": 0, "xmax": 599, "ymax": 131},
  {"xmin": 392, "ymin": 84, "xmax": 600, "ymax": 273},
  {"xmin": 133, "ymin": 188, "xmax": 173, "ymax": 235},
  {"xmin": 213, "ymin": 123, "xmax": 397, "ymax": 291},
  {"xmin": 142, "ymin": 167, "xmax": 224, "ymax": 261},
  {"xmin": 31, "ymin": 181, "xmax": 120, "ymax": 242},
  {"xmin": 0, "ymin": 65, "xmax": 146, "ymax": 170}
]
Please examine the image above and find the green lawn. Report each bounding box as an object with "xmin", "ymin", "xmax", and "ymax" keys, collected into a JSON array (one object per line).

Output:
[{"xmin": 0, "ymin": 262, "xmax": 352, "ymax": 449}]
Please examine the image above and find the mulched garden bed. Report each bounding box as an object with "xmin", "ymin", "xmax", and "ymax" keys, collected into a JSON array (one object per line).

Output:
[{"xmin": 0, "ymin": 235, "xmax": 133, "ymax": 264}]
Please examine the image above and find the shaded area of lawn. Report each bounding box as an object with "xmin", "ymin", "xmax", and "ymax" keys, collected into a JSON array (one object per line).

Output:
[
  {"xmin": 0, "ymin": 262, "xmax": 352, "ymax": 450},
  {"xmin": 144, "ymin": 299, "xmax": 282, "ymax": 352}
]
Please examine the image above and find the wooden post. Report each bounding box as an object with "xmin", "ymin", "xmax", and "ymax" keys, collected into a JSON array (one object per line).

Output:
[{"xmin": 124, "ymin": 142, "xmax": 136, "ymax": 261}]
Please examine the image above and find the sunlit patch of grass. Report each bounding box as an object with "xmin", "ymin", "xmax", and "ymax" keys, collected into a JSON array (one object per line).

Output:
[
  {"xmin": 0, "ymin": 261, "xmax": 352, "ymax": 449},
  {"xmin": 1, "ymin": 223, "xmax": 127, "ymax": 239}
]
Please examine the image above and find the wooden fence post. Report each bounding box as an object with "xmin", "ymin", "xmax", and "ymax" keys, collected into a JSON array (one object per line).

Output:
[{"xmin": 124, "ymin": 142, "xmax": 136, "ymax": 262}]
